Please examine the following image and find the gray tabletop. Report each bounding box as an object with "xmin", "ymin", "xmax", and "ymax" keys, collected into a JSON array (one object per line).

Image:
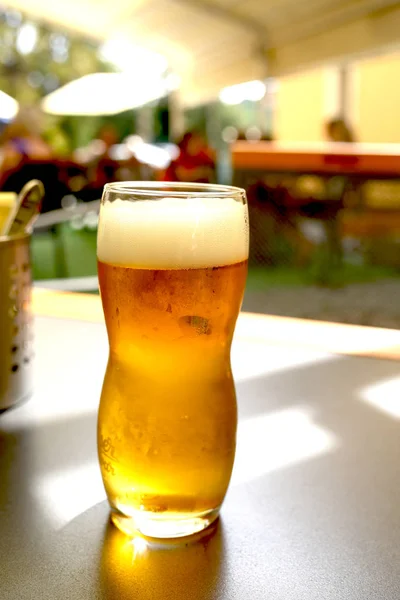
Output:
[{"xmin": 2, "ymin": 314, "xmax": 400, "ymax": 599}]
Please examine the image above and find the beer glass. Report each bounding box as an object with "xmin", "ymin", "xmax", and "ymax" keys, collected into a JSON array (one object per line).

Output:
[{"xmin": 97, "ymin": 182, "xmax": 249, "ymax": 538}]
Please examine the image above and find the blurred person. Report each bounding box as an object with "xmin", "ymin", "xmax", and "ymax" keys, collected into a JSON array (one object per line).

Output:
[
  {"xmin": 326, "ymin": 118, "xmax": 355, "ymax": 143},
  {"xmin": 247, "ymin": 180, "xmax": 314, "ymax": 267},
  {"xmin": 98, "ymin": 124, "xmax": 119, "ymax": 158},
  {"xmin": 163, "ymin": 131, "xmax": 215, "ymax": 184},
  {"xmin": 0, "ymin": 108, "xmax": 52, "ymax": 173},
  {"xmin": 44, "ymin": 125, "xmax": 71, "ymax": 158},
  {"xmin": 88, "ymin": 124, "xmax": 121, "ymax": 192}
]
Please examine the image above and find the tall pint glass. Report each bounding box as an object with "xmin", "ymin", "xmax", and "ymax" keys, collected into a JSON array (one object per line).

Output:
[{"xmin": 97, "ymin": 182, "xmax": 249, "ymax": 538}]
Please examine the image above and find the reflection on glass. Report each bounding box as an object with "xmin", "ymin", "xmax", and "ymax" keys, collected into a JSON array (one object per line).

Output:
[{"xmin": 100, "ymin": 518, "xmax": 225, "ymax": 600}]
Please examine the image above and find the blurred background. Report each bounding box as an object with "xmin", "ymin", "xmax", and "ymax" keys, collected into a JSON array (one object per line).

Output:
[{"xmin": 1, "ymin": 0, "xmax": 400, "ymax": 328}]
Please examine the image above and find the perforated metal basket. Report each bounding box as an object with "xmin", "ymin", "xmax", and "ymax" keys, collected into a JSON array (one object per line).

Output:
[{"xmin": 0, "ymin": 233, "xmax": 33, "ymax": 411}]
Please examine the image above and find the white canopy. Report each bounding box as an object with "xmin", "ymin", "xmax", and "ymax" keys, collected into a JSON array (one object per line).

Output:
[
  {"xmin": 41, "ymin": 73, "xmax": 169, "ymax": 115},
  {"xmin": 4, "ymin": 0, "xmax": 400, "ymax": 106},
  {"xmin": 0, "ymin": 90, "xmax": 19, "ymax": 120}
]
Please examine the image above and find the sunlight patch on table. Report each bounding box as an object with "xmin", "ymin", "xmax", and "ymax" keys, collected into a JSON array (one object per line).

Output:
[
  {"xmin": 360, "ymin": 376, "xmax": 400, "ymax": 419},
  {"xmin": 32, "ymin": 411, "xmax": 337, "ymax": 528},
  {"xmin": 232, "ymin": 341, "xmax": 333, "ymax": 383},
  {"xmin": 232, "ymin": 408, "xmax": 337, "ymax": 486},
  {"xmin": 33, "ymin": 462, "xmax": 106, "ymax": 530}
]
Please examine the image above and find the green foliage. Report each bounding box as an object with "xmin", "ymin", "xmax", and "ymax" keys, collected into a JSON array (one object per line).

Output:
[
  {"xmin": 0, "ymin": 8, "xmax": 111, "ymax": 100},
  {"xmin": 0, "ymin": 7, "xmax": 121, "ymax": 148}
]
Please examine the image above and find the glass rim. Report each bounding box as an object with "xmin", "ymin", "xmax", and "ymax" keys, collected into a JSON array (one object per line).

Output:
[
  {"xmin": 0, "ymin": 231, "xmax": 31, "ymax": 244},
  {"xmin": 103, "ymin": 181, "xmax": 246, "ymax": 199}
]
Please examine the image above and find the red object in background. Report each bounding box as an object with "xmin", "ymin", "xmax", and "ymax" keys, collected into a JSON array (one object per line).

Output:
[
  {"xmin": 164, "ymin": 150, "xmax": 215, "ymax": 183},
  {"xmin": 163, "ymin": 132, "xmax": 215, "ymax": 184}
]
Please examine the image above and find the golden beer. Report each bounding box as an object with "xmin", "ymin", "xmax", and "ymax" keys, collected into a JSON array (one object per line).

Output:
[{"xmin": 97, "ymin": 184, "xmax": 249, "ymax": 537}]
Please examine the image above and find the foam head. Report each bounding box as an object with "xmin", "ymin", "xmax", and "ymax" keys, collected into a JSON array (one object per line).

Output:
[{"xmin": 97, "ymin": 197, "xmax": 249, "ymax": 269}]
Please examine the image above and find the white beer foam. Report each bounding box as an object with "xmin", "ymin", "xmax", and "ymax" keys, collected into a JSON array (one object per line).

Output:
[{"xmin": 97, "ymin": 197, "xmax": 249, "ymax": 269}]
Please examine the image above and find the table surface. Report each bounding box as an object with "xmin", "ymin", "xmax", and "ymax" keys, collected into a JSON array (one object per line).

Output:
[
  {"xmin": 2, "ymin": 291, "xmax": 400, "ymax": 599},
  {"xmin": 232, "ymin": 140, "xmax": 400, "ymax": 175}
]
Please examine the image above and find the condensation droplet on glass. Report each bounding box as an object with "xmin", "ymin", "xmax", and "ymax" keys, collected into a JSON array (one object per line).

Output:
[
  {"xmin": 179, "ymin": 315, "xmax": 212, "ymax": 336},
  {"xmin": 9, "ymin": 264, "xmax": 18, "ymax": 277},
  {"xmin": 9, "ymin": 284, "xmax": 18, "ymax": 299},
  {"xmin": 8, "ymin": 305, "xmax": 18, "ymax": 318}
]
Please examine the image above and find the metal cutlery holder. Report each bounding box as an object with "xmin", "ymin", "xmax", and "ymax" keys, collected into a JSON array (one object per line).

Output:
[{"xmin": 0, "ymin": 233, "xmax": 33, "ymax": 411}]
